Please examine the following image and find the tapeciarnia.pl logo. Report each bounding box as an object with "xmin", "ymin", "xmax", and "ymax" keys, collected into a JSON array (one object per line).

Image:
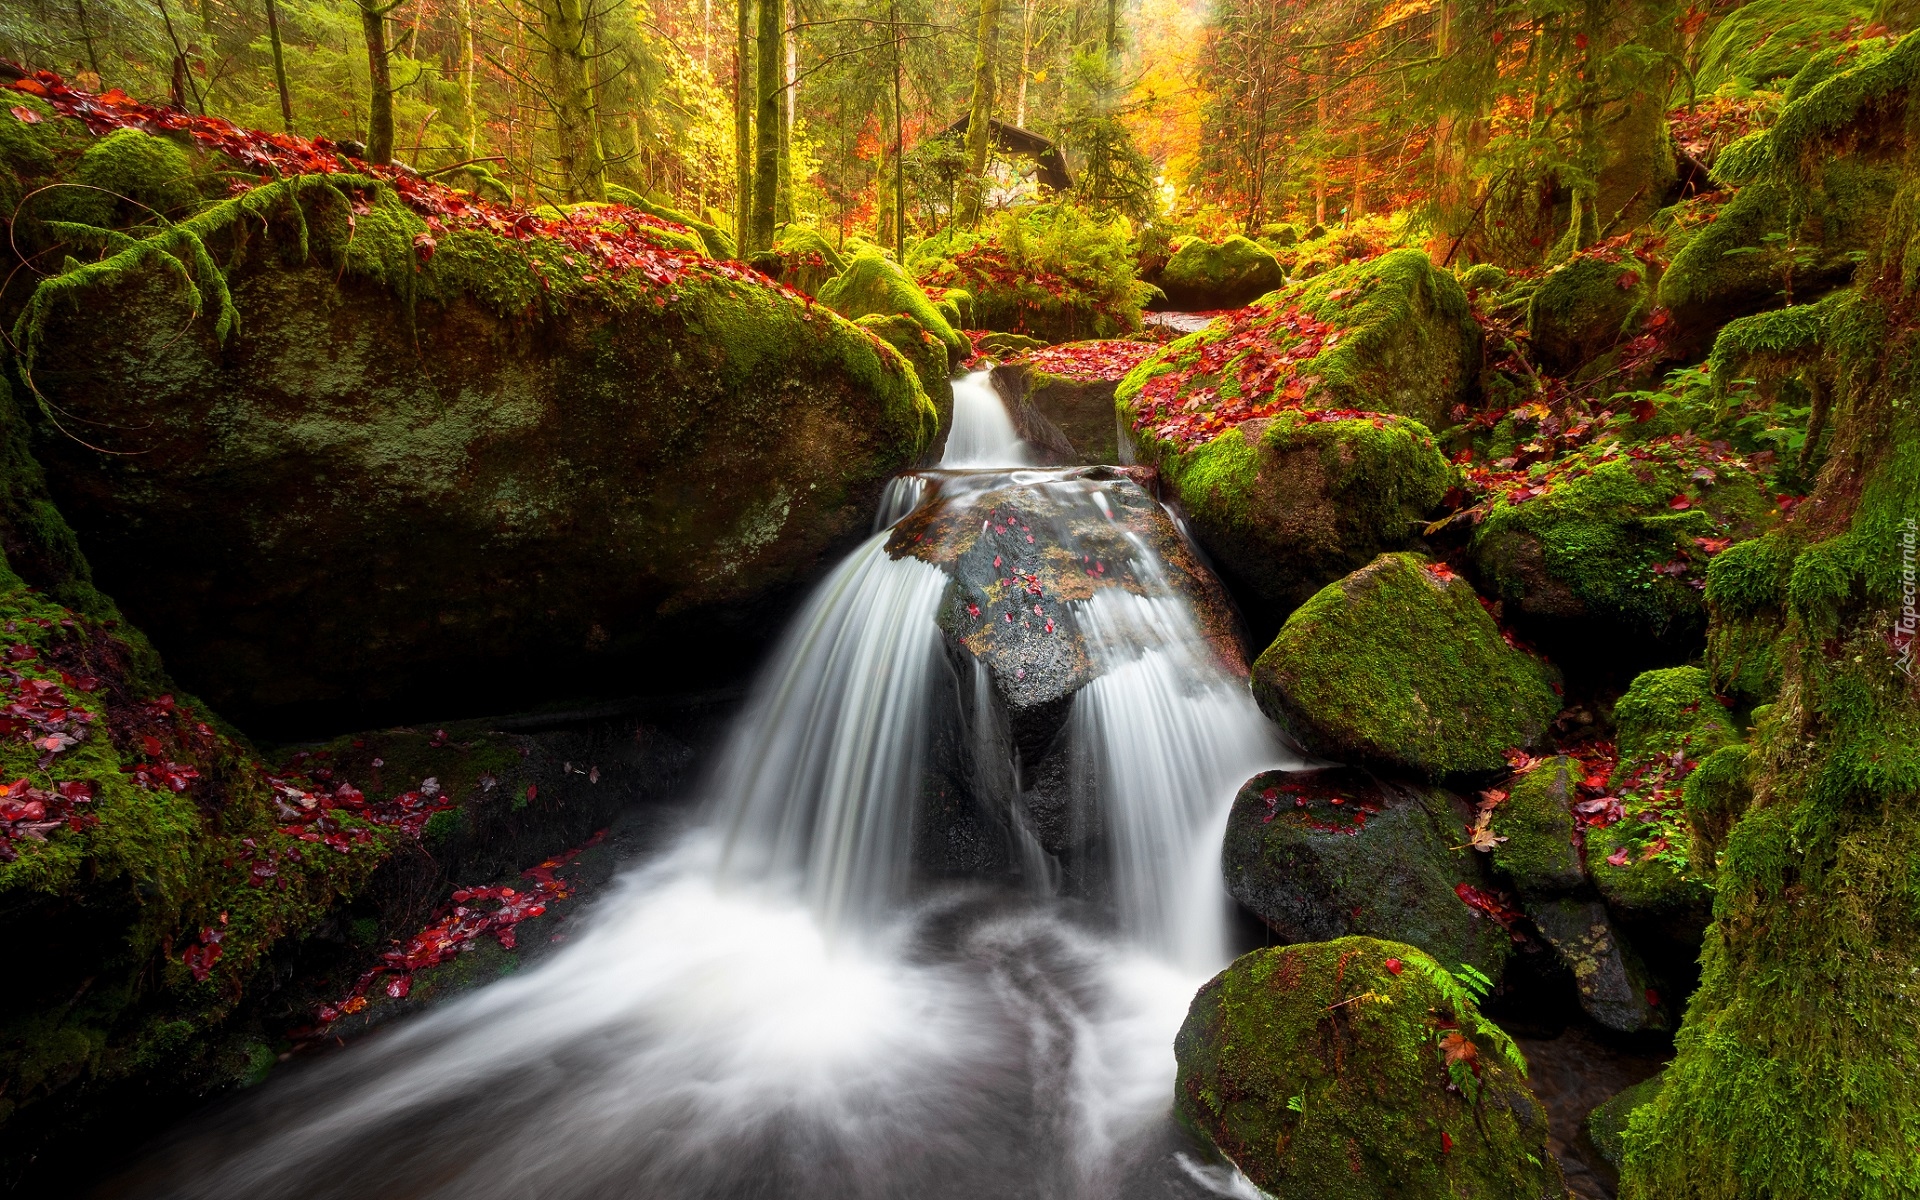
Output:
[{"xmin": 1900, "ymin": 516, "xmax": 1918, "ymax": 678}]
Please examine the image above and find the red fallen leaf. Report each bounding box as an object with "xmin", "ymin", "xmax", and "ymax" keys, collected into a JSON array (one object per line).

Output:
[
  {"xmin": 5, "ymin": 644, "xmax": 34, "ymax": 662},
  {"xmin": 1424, "ymin": 562, "xmax": 1457, "ymax": 583},
  {"xmin": 1616, "ymin": 270, "xmax": 1641, "ymax": 290},
  {"xmin": 386, "ymin": 974, "xmax": 412, "ymax": 999},
  {"xmin": 526, "ymin": 784, "xmax": 537, "ymax": 801},
  {"xmin": 9, "ymin": 105, "xmax": 41, "ymax": 124},
  {"xmin": 1668, "ymin": 495, "xmax": 1692, "ymax": 510},
  {"xmin": 1384, "ymin": 957, "xmax": 1403, "ymax": 975},
  {"xmin": 55, "ymin": 780, "xmax": 93, "ymax": 802},
  {"xmin": 1607, "ymin": 845, "xmax": 1632, "ymax": 867},
  {"xmin": 1441, "ymin": 1131, "xmax": 1453, "ymax": 1154},
  {"xmin": 141, "ymin": 734, "xmax": 164, "ymax": 757},
  {"xmin": 1440, "ymin": 1030, "xmax": 1479, "ymax": 1071},
  {"xmin": 412, "ymin": 231, "xmax": 437, "ymax": 261},
  {"xmin": 1695, "ymin": 536, "xmax": 1732, "ymax": 555},
  {"xmin": 60, "ymin": 671, "xmax": 100, "ymax": 691},
  {"xmin": 1630, "ymin": 398, "xmax": 1657, "ymax": 423},
  {"xmin": 1645, "ymin": 988, "xmax": 1661, "ymax": 1007}
]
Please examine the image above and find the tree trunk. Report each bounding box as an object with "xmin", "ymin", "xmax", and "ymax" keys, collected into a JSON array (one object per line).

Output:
[
  {"xmin": 735, "ymin": 0, "xmax": 753, "ymax": 253},
  {"xmin": 958, "ymin": 0, "xmax": 1004, "ymax": 228},
  {"xmin": 538, "ymin": 0, "xmax": 607, "ymax": 201},
  {"xmin": 456, "ymin": 0, "xmax": 476, "ymax": 155},
  {"xmin": 776, "ymin": 0, "xmax": 794, "ymax": 226},
  {"xmin": 749, "ymin": 0, "xmax": 782, "ymax": 250},
  {"xmin": 1015, "ymin": 0, "xmax": 1032, "ymax": 128},
  {"xmin": 359, "ymin": 0, "xmax": 395, "ymax": 164},
  {"xmin": 892, "ymin": 0, "xmax": 906, "ymax": 258},
  {"xmin": 260, "ymin": 0, "xmax": 295, "ymax": 133}
]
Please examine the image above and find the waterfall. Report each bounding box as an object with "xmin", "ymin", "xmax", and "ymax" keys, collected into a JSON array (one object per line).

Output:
[
  {"xmin": 942, "ymin": 369, "xmax": 1031, "ymax": 467},
  {"xmin": 115, "ymin": 371, "xmax": 1296, "ymax": 1200},
  {"xmin": 708, "ymin": 534, "xmax": 948, "ymax": 934}
]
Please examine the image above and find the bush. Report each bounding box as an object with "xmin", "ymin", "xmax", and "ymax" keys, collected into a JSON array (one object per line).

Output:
[{"xmin": 909, "ymin": 204, "xmax": 1151, "ymax": 341}]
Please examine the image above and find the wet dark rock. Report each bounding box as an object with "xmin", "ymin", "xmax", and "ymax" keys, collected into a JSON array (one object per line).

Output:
[
  {"xmin": 1527, "ymin": 897, "xmax": 1667, "ymax": 1034},
  {"xmin": 1222, "ymin": 768, "xmax": 1514, "ymax": 982},
  {"xmin": 887, "ymin": 466, "xmax": 1243, "ymax": 860},
  {"xmin": 990, "ymin": 362, "xmax": 1122, "ymax": 466}
]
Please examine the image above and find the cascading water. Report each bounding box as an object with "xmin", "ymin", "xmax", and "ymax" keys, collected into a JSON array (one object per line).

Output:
[{"xmin": 115, "ymin": 371, "xmax": 1297, "ymax": 1200}]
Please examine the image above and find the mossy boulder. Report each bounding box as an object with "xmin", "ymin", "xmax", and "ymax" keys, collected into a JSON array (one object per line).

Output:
[
  {"xmin": 1252, "ymin": 554, "xmax": 1562, "ymax": 779},
  {"xmin": 20, "ymin": 176, "xmax": 935, "ymax": 733},
  {"xmin": 1589, "ymin": 1072, "xmax": 1664, "ymax": 1175},
  {"xmin": 1488, "ymin": 757, "xmax": 1668, "ymax": 1033},
  {"xmin": 819, "ymin": 249, "xmax": 968, "ymax": 366},
  {"xmin": 1174, "ymin": 937, "xmax": 1564, "ymax": 1199},
  {"xmin": 1157, "ymin": 235, "xmax": 1287, "ymax": 309},
  {"xmin": 858, "ymin": 312, "xmax": 953, "ymax": 417},
  {"xmin": 1657, "ymin": 161, "xmax": 1895, "ymax": 348},
  {"xmin": 1224, "ymin": 769, "xmax": 1514, "ymax": 982},
  {"xmin": 1137, "ymin": 411, "xmax": 1453, "ymax": 629},
  {"xmin": 1527, "ymin": 253, "xmax": 1652, "ymax": 373},
  {"xmin": 1587, "ymin": 668, "xmax": 1732, "ymax": 925},
  {"xmin": 769, "ymin": 224, "xmax": 847, "ymax": 294},
  {"xmin": 1489, "ymin": 756, "xmax": 1587, "ymax": 896},
  {"xmin": 1119, "ymin": 248, "xmax": 1481, "ymax": 433},
  {"xmin": 988, "ymin": 359, "xmax": 1124, "ymax": 465},
  {"xmin": 1468, "ymin": 437, "xmax": 1775, "ymax": 656}
]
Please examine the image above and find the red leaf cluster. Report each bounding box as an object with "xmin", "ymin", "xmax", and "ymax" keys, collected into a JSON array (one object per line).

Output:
[
  {"xmin": 5, "ymin": 70, "xmax": 792, "ymax": 299},
  {"xmin": 1127, "ymin": 302, "xmax": 1350, "ymax": 450},
  {"xmin": 305, "ymin": 829, "xmax": 608, "ymax": 1029},
  {"xmin": 1012, "ymin": 339, "xmax": 1158, "ymax": 383},
  {"xmin": 1453, "ymin": 882, "xmax": 1525, "ymax": 931}
]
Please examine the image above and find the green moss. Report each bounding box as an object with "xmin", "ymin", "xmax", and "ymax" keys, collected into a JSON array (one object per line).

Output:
[
  {"xmin": 1252, "ymin": 552, "xmax": 1562, "ymax": 778},
  {"xmin": 1159, "ymin": 234, "xmax": 1286, "ymax": 308},
  {"xmin": 1490, "ymin": 756, "xmax": 1586, "ymax": 896},
  {"xmin": 1695, "ymin": 0, "xmax": 1875, "ymax": 92},
  {"xmin": 1614, "ymin": 666, "xmax": 1741, "ymax": 761},
  {"xmin": 1469, "ymin": 443, "xmax": 1775, "ymax": 643},
  {"xmin": 604, "ymin": 183, "xmax": 735, "ymax": 258},
  {"xmin": 818, "ymin": 249, "xmax": 967, "ymax": 365},
  {"xmin": 1528, "ymin": 253, "xmax": 1651, "ymax": 372},
  {"xmin": 1590, "ymin": 1072, "xmax": 1665, "ymax": 1173},
  {"xmin": 1706, "ymin": 534, "xmax": 1794, "ymax": 705},
  {"xmin": 856, "ymin": 312, "xmax": 951, "ymax": 403},
  {"xmin": 1174, "ymin": 937, "xmax": 1559, "ymax": 1199},
  {"xmin": 1682, "ymin": 743, "xmax": 1755, "ymax": 876},
  {"xmin": 75, "ymin": 128, "xmax": 204, "ymax": 221},
  {"xmin": 1589, "ymin": 668, "xmax": 1736, "ymax": 916},
  {"xmin": 1457, "ymin": 263, "xmax": 1508, "ymax": 293}
]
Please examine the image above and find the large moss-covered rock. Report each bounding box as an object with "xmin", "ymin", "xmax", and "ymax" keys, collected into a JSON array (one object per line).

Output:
[
  {"xmin": 1119, "ymin": 248, "xmax": 1481, "ymax": 433},
  {"xmin": 858, "ymin": 312, "xmax": 953, "ymax": 417},
  {"xmin": 1528, "ymin": 252, "xmax": 1653, "ymax": 373},
  {"xmin": 1143, "ymin": 412, "xmax": 1454, "ymax": 627},
  {"xmin": 1224, "ymin": 769, "xmax": 1514, "ymax": 982},
  {"xmin": 604, "ymin": 183, "xmax": 735, "ymax": 259},
  {"xmin": 19, "ymin": 177, "xmax": 935, "ymax": 732},
  {"xmin": 1695, "ymin": 0, "xmax": 1875, "ymax": 92},
  {"xmin": 1469, "ymin": 435, "xmax": 1775, "ymax": 655},
  {"xmin": 1157, "ymin": 235, "xmax": 1286, "ymax": 309},
  {"xmin": 0, "ymin": 355, "xmax": 691, "ymax": 1174},
  {"xmin": 1174, "ymin": 937, "xmax": 1564, "ymax": 1199},
  {"xmin": 818, "ymin": 248, "xmax": 968, "ymax": 366},
  {"xmin": 1657, "ymin": 157, "xmax": 1895, "ymax": 347},
  {"xmin": 1589, "ymin": 1071, "xmax": 1665, "ymax": 1176},
  {"xmin": 1252, "ymin": 553, "xmax": 1561, "ymax": 778}
]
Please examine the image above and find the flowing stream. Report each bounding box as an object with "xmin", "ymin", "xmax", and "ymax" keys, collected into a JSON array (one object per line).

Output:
[{"xmin": 116, "ymin": 371, "xmax": 1297, "ymax": 1200}]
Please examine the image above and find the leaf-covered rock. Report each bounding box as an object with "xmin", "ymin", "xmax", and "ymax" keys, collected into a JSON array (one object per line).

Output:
[
  {"xmin": 1174, "ymin": 937, "xmax": 1564, "ymax": 1200},
  {"xmin": 1223, "ymin": 769, "xmax": 1515, "ymax": 982},
  {"xmin": 1252, "ymin": 553, "xmax": 1562, "ymax": 778},
  {"xmin": 818, "ymin": 247, "xmax": 968, "ymax": 365}
]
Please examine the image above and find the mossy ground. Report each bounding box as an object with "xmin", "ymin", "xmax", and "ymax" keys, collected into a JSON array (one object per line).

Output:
[
  {"xmin": 1174, "ymin": 937, "xmax": 1563, "ymax": 1199},
  {"xmin": 1252, "ymin": 552, "xmax": 1562, "ymax": 778}
]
